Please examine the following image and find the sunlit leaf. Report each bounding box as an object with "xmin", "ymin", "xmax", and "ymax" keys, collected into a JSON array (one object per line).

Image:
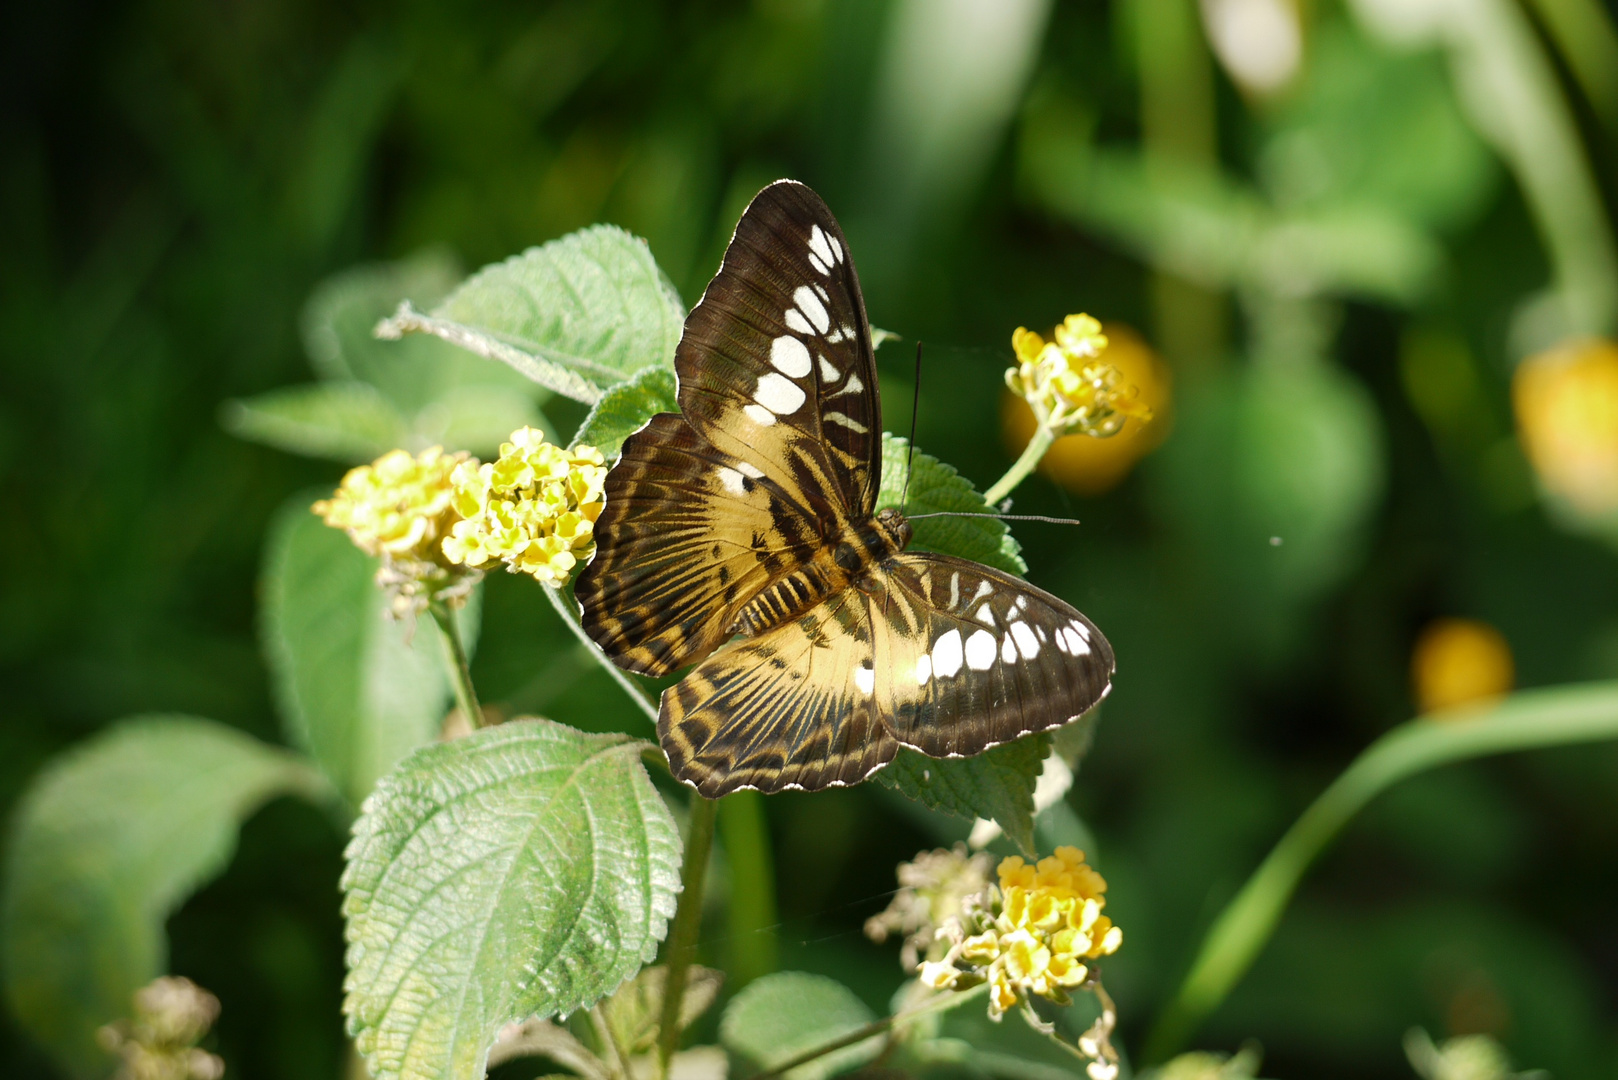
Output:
[
  {"xmin": 379, "ymin": 226, "xmax": 686, "ymax": 404},
  {"xmin": 342, "ymin": 718, "xmax": 680, "ymax": 1080},
  {"xmin": 572, "ymin": 365, "xmax": 679, "ymax": 457},
  {"xmin": 877, "ymin": 734, "xmax": 1051, "ymax": 857},
  {"xmin": 0, "ymin": 717, "xmax": 328, "ymax": 1079},
  {"xmin": 221, "ymin": 381, "xmax": 409, "ymax": 464}
]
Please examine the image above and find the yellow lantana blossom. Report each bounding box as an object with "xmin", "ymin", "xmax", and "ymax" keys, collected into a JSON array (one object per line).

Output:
[
  {"xmin": 917, "ymin": 846, "xmax": 1122, "ymax": 1019},
  {"xmin": 1007, "ymin": 314, "xmax": 1153, "ymax": 438},
  {"xmin": 1513, "ymin": 337, "xmax": 1618, "ymax": 519},
  {"xmin": 314, "ymin": 446, "xmax": 466, "ymax": 561},
  {"xmin": 442, "ymin": 427, "xmax": 607, "ymax": 587}
]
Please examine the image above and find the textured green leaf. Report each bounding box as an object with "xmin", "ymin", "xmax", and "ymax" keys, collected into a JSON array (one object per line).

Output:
[
  {"xmin": 0, "ymin": 717, "xmax": 327, "ymax": 1078},
  {"xmin": 221, "ymin": 381, "xmax": 410, "ymax": 464},
  {"xmin": 720, "ymin": 972, "xmax": 881, "ymax": 1080},
  {"xmin": 878, "ymin": 434, "xmax": 1025, "ymax": 575},
  {"xmin": 380, "ymin": 226, "xmax": 686, "ymax": 404},
  {"xmin": 572, "ymin": 365, "xmax": 679, "ymax": 457},
  {"xmin": 261, "ymin": 492, "xmax": 473, "ymax": 804},
  {"xmin": 342, "ymin": 719, "xmax": 680, "ymax": 1080},
  {"xmin": 877, "ymin": 734, "xmax": 1052, "ymax": 857}
]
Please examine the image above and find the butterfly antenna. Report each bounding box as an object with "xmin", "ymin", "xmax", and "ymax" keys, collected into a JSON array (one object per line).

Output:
[
  {"xmin": 902, "ymin": 341, "xmax": 922, "ymax": 510},
  {"xmin": 907, "ymin": 511, "xmax": 1084, "ymax": 526}
]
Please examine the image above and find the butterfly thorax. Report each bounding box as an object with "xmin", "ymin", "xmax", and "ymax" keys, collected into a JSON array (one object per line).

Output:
[{"xmin": 733, "ymin": 507, "xmax": 912, "ymax": 638}]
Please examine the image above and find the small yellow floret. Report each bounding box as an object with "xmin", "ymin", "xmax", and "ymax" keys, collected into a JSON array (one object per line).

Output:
[
  {"xmin": 313, "ymin": 446, "xmax": 466, "ymax": 561},
  {"xmin": 1514, "ymin": 337, "xmax": 1618, "ymax": 519},
  {"xmin": 442, "ymin": 427, "xmax": 607, "ymax": 587},
  {"xmin": 1411, "ymin": 617, "xmax": 1514, "ymax": 716},
  {"xmin": 1007, "ymin": 314, "xmax": 1153, "ymax": 439}
]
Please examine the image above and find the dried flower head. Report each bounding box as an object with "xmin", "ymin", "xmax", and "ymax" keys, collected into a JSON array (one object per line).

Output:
[
  {"xmin": 441, "ymin": 427, "xmax": 607, "ymax": 587},
  {"xmin": 865, "ymin": 844, "xmax": 994, "ymax": 972},
  {"xmin": 1007, "ymin": 315, "xmax": 1153, "ymax": 438},
  {"xmin": 97, "ymin": 976, "xmax": 225, "ymax": 1080},
  {"xmin": 313, "ymin": 446, "xmax": 477, "ymax": 618}
]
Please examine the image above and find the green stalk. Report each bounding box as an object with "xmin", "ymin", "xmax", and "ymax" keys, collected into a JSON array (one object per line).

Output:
[
  {"xmin": 543, "ymin": 584, "xmax": 659, "ymax": 727},
  {"xmin": 428, "ymin": 599, "xmax": 482, "ymax": 729},
  {"xmin": 718, "ymin": 791, "xmax": 779, "ymax": 987},
  {"xmin": 983, "ymin": 424, "xmax": 1056, "ymax": 507},
  {"xmin": 748, "ymin": 984, "xmax": 990, "ymax": 1080},
  {"xmin": 657, "ymin": 794, "xmax": 719, "ymax": 1077},
  {"xmin": 1145, "ymin": 680, "xmax": 1618, "ymax": 1061}
]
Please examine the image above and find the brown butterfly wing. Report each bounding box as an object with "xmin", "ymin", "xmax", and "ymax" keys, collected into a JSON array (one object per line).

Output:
[
  {"xmin": 675, "ymin": 180, "xmax": 881, "ymax": 525},
  {"xmin": 870, "ymin": 554, "xmax": 1114, "ymax": 758},
  {"xmin": 658, "ymin": 588, "xmax": 898, "ymax": 798},
  {"xmin": 575, "ymin": 413, "xmax": 823, "ymax": 677}
]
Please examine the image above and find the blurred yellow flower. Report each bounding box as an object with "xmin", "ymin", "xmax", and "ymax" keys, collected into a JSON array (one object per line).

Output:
[
  {"xmin": 1513, "ymin": 337, "xmax": 1618, "ymax": 519},
  {"xmin": 1006, "ymin": 314, "xmax": 1154, "ymax": 441},
  {"xmin": 918, "ymin": 845, "xmax": 1121, "ymax": 1019},
  {"xmin": 313, "ymin": 446, "xmax": 466, "ymax": 562},
  {"xmin": 97, "ymin": 976, "xmax": 224, "ymax": 1080},
  {"xmin": 1412, "ymin": 618, "xmax": 1514, "ymax": 716},
  {"xmin": 1003, "ymin": 323, "xmax": 1171, "ymax": 495},
  {"xmin": 442, "ymin": 427, "xmax": 607, "ymax": 587}
]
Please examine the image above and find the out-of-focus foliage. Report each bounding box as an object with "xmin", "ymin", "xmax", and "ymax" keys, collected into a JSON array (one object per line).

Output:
[{"xmin": 4, "ymin": 0, "xmax": 1618, "ymax": 1078}]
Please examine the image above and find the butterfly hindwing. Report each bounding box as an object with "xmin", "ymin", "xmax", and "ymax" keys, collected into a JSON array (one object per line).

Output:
[
  {"xmin": 576, "ymin": 413, "xmax": 824, "ymax": 677},
  {"xmin": 676, "ymin": 180, "xmax": 882, "ymax": 523},
  {"xmin": 660, "ymin": 588, "xmax": 899, "ymax": 798}
]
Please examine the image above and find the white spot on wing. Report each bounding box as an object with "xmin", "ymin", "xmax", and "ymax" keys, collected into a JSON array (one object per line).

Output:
[
  {"xmin": 854, "ymin": 665, "xmax": 874, "ymax": 695},
  {"xmin": 971, "ymin": 581, "xmax": 993, "ymax": 603},
  {"xmin": 1072, "ymin": 619, "xmax": 1091, "ymax": 641},
  {"xmin": 828, "ymin": 234, "xmax": 844, "ymax": 263},
  {"xmin": 915, "ymin": 654, "xmax": 932, "ymax": 685},
  {"xmin": 755, "ymin": 372, "xmax": 806, "ymax": 415},
  {"xmin": 770, "ymin": 335, "xmax": 812, "ymax": 377},
  {"xmin": 974, "ymin": 603, "xmax": 995, "ymax": 626},
  {"xmin": 1001, "ymin": 634, "xmax": 1018, "ymax": 662},
  {"xmin": 808, "ymin": 252, "xmax": 829, "ymax": 276},
  {"xmin": 818, "ymin": 356, "xmax": 839, "ymax": 381},
  {"xmin": 965, "ymin": 629, "xmax": 996, "ymax": 670},
  {"xmin": 948, "ymin": 572, "xmax": 960, "ymax": 609},
  {"xmin": 1010, "ymin": 621, "xmax": 1040, "ymax": 659},
  {"xmin": 793, "ymin": 286, "xmax": 831, "ymax": 334},
  {"xmin": 1061, "ymin": 626, "xmax": 1091, "ymax": 656},
  {"xmin": 825, "ymin": 411, "xmax": 868, "ymax": 433},
  {"xmin": 716, "ymin": 466, "xmax": 747, "ymax": 496},
  {"xmin": 813, "ymin": 283, "xmax": 830, "ymax": 303},
  {"xmin": 831, "ymin": 373, "xmax": 863, "ymax": 397},
  {"xmin": 785, "ymin": 309, "xmax": 814, "ymax": 335},
  {"xmin": 931, "ymin": 629, "xmax": 963, "ymax": 678},
  {"xmin": 809, "ymin": 224, "xmax": 835, "ymax": 265},
  {"xmin": 737, "ymin": 462, "xmax": 765, "ymax": 479},
  {"xmin": 743, "ymin": 404, "xmax": 776, "ymax": 426},
  {"xmin": 825, "ymin": 328, "xmax": 845, "ymax": 344}
]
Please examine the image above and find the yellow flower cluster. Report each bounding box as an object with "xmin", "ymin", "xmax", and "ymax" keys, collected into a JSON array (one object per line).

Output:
[
  {"xmin": 313, "ymin": 446, "xmax": 466, "ymax": 562},
  {"xmin": 1007, "ymin": 314, "xmax": 1153, "ymax": 438},
  {"xmin": 441, "ymin": 427, "xmax": 607, "ymax": 586},
  {"xmin": 919, "ymin": 846, "xmax": 1122, "ymax": 1019}
]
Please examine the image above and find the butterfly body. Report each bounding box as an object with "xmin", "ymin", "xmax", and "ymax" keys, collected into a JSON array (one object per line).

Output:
[{"xmin": 577, "ymin": 180, "xmax": 1114, "ymax": 797}]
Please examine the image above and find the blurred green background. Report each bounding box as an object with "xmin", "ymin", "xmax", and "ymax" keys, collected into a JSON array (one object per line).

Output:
[{"xmin": 4, "ymin": 0, "xmax": 1618, "ymax": 1077}]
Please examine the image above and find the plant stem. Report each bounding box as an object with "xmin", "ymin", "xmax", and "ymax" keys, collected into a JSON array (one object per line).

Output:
[
  {"xmin": 983, "ymin": 424, "xmax": 1056, "ymax": 507},
  {"xmin": 543, "ymin": 584, "xmax": 659, "ymax": 727},
  {"xmin": 1144, "ymin": 680, "xmax": 1618, "ymax": 1062},
  {"xmin": 429, "ymin": 599, "xmax": 483, "ymax": 729},
  {"xmin": 657, "ymin": 794, "xmax": 719, "ymax": 1078},
  {"xmin": 748, "ymin": 984, "xmax": 989, "ymax": 1080}
]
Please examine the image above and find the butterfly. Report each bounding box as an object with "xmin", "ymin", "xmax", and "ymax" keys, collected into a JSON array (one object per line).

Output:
[{"xmin": 575, "ymin": 180, "xmax": 1114, "ymax": 798}]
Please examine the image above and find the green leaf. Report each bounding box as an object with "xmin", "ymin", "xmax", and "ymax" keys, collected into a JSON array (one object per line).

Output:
[
  {"xmin": 0, "ymin": 716, "xmax": 327, "ymax": 1079},
  {"xmin": 719, "ymin": 972, "xmax": 882, "ymax": 1080},
  {"xmin": 878, "ymin": 434, "xmax": 1025, "ymax": 575},
  {"xmin": 599, "ymin": 964, "xmax": 724, "ymax": 1055},
  {"xmin": 261, "ymin": 492, "xmax": 472, "ymax": 804},
  {"xmin": 221, "ymin": 381, "xmax": 410, "ymax": 464},
  {"xmin": 572, "ymin": 365, "xmax": 679, "ymax": 457},
  {"xmin": 342, "ymin": 718, "xmax": 680, "ymax": 1080},
  {"xmin": 877, "ymin": 734, "xmax": 1052, "ymax": 857},
  {"xmin": 379, "ymin": 226, "xmax": 686, "ymax": 405}
]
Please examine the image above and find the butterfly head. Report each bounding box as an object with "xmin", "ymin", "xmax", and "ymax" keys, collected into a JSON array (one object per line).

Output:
[{"xmin": 875, "ymin": 506, "xmax": 912, "ymax": 552}]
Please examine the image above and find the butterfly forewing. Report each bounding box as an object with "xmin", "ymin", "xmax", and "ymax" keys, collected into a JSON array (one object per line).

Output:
[
  {"xmin": 871, "ymin": 555, "xmax": 1114, "ymax": 758},
  {"xmin": 660, "ymin": 589, "xmax": 899, "ymax": 798},
  {"xmin": 576, "ymin": 413, "xmax": 824, "ymax": 676},
  {"xmin": 676, "ymin": 181, "xmax": 882, "ymax": 523}
]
